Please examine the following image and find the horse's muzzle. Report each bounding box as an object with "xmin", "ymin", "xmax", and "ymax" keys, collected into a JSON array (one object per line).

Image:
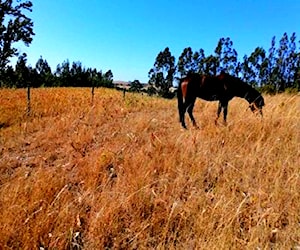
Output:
[{"xmin": 248, "ymin": 104, "xmax": 263, "ymax": 118}]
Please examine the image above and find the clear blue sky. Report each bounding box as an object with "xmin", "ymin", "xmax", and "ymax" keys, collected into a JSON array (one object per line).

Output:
[{"xmin": 19, "ymin": 0, "xmax": 300, "ymax": 83}]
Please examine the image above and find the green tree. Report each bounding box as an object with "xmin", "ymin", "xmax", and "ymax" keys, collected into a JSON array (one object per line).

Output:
[
  {"xmin": 294, "ymin": 57, "xmax": 300, "ymax": 90},
  {"xmin": 266, "ymin": 36, "xmax": 278, "ymax": 88},
  {"xmin": 240, "ymin": 55, "xmax": 253, "ymax": 84},
  {"xmin": 274, "ymin": 32, "xmax": 300, "ymax": 91},
  {"xmin": 86, "ymin": 68, "xmax": 105, "ymax": 88},
  {"xmin": 248, "ymin": 47, "xmax": 267, "ymax": 87},
  {"xmin": 214, "ymin": 37, "xmax": 238, "ymax": 75},
  {"xmin": 87, "ymin": 68, "xmax": 99, "ymax": 88},
  {"xmin": 28, "ymin": 67, "xmax": 41, "ymax": 88},
  {"xmin": 35, "ymin": 56, "xmax": 53, "ymax": 87},
  {"xmin": 177, "ymin": 47, "xmax": 205, "ymax": 77},
  {"xmin": 95, "ymin": 69, "xmax": 104, "ymax": 87},
  {"xmin": 194, "ymin": 49, "xmax": 206, "ymax": 74},
  {"xmin": 0, "ymin": 0, "xmax": 34, "ymax": 70},
  {"xmin": 129, "ymin": 79, "xmax": 143, "ymax": 92},
  {"xmin": 148, "ymin": 47, "xmax": 175, "ymax": 98},
  {"xmin": 276, "ymin": 32, "xmax": 288, "ymax": 90},
  {"xmin": 36, "ymin": 56, "xmax": 51, "ymax": 75},
  {"xmin": 56, "ymin": 60, "xmax": 71, "ymax": 87},
  {"xmin": 0, "ymin": 65, "xmax": 16, "ymax": 87},
  {"xmin": 15, "ymin": 52, "xmax": 29, "ymax": 88},
  {"xmin": 286, "ymin": 32, "xmax": 298, "ymax": 88},
  {"xmin": 177, "ymin": 47, "xmax": 194, "ymax": 77},
  {"xmin": 70, "ymin": 61, "xmax": 84, "ymax": 87},
  {"xmin": 102, "ymin": 69, "xmax": 113, "ymax": 87},
  {"xmin": 203, "ymin": 55, "xmax": 218, "ymax": 75}
]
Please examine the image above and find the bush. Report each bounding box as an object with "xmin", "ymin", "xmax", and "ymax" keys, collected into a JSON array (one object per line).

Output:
[{"xmin": 260, "ymin": 84, "xmax": 277, "ymax": 95}]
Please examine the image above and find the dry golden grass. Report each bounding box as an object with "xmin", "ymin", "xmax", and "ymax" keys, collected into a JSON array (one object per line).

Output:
[{"xmin": 0, "ymin": 87, "xmax": 299, "ymax": 249}]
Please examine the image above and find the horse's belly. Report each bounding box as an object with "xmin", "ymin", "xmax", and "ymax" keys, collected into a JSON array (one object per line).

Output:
[{"xmin": 199, "ymin": 94, "xmax": 219, "ymax": 101}]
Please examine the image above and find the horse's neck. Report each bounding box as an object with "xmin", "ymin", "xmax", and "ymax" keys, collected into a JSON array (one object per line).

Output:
[{"xmin": 239, "ymin": 87, "xmax": 258, "ymax": 103}]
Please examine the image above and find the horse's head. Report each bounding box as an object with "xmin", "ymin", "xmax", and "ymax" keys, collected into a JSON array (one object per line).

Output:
[
  {"xmin": 249, "ymin": 94, "xmax": 265, "ymax": 117},
  {"xmin": 217, "ymin": 71, "xmax": 265, "ymax": 117}
]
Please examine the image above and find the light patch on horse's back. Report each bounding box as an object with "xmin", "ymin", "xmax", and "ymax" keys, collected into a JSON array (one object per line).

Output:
[
  {"xmin": 201, "ymin": 76, "xmax": 206, "ymax": 86},
  {"xmin": 181, "ymin": 80, "xmax": 189, "ymax": 100}
]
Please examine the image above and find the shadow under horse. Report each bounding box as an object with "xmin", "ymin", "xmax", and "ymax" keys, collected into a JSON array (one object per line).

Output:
[{"xmin": 177, "ymin": 72, "xmax": 265, "ymax": 129}]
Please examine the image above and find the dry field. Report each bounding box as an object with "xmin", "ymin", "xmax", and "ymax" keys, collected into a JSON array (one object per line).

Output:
[{"xmin": 0, "ymin": 87, "xmax": 299, "ymax": 249}]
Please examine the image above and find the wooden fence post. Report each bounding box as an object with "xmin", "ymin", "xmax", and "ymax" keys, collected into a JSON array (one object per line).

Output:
[
  {"xmin": 91, "ymin": 85, "xmax": 95, "ymax": 105},
  {"xmin": 27, "ymin": 85, "xmax": 31, "ymax": 115}
]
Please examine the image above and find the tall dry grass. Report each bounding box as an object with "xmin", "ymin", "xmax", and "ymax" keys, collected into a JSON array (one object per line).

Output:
[{"xmin": 0, "ymin": 87, "xmax": 299, "ymax": 249}]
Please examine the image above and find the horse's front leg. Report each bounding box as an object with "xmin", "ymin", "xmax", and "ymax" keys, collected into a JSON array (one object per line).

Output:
[
  {"xmin": 215, "ymin": 102, "xmax": 222, "ymax": 125},
  {"xmin": 222, "ymin": 101, "xmax": 228, "ymax": 125}
]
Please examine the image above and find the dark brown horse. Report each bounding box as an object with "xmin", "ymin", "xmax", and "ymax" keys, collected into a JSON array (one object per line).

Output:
[{"xmin": 177, "ymin": 72, "xmax": 265, "ymax": 129}]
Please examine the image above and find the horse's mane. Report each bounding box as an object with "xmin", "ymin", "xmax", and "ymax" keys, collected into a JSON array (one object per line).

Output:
[{"xmin": 221, "ymin": 73, "xmax": 259, "ymax": 94}]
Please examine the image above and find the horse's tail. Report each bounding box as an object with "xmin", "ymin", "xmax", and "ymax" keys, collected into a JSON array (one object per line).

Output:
[{"xmin": 177, "ymin": 79, "xmax": 184, "ymax": 122}]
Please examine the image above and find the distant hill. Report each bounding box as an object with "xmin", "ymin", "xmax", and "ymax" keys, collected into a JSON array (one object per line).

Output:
[
  {"xmin": 113, "ymin": 80, "xmax": 149, "ymax": 90},
  {"xmin": 113, "ymin": 81, "xmax": 131, "ymax": 90}
]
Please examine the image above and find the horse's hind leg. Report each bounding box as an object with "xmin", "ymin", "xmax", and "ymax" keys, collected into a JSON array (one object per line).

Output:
[
  {"xmin": 223, "ymin": 103, "xmax": 228, "ymax": 125},
  {"xmin": 220, "ymin": 100, "xmax": 229, "ymax": 125},
  {"xmin": 187, "ymin": 99, "xmax": 198, "ymax": 128},
  {"xmin": 179, "ymin": 102, "xmax": 187, "ymax": 129},
  {"xmin": 180, "ymin": 111, "xmax": 187, "ymax": 129}
]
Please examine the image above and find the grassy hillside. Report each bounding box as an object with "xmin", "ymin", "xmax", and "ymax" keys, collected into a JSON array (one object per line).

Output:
[{"xmin": 0, "ymin": 88, "xmax": 299, "ymax": 249}]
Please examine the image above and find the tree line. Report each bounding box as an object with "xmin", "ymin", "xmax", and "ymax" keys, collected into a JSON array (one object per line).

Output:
[
  {"xmin": 148, "ymin": 33, "xmax": 300, "ymax": 97},
  {"xmin": 0, "ymin": 54, "xmax": 114, "ymax": 88}
]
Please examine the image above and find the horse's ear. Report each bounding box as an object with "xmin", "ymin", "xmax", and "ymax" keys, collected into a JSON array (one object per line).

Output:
[{"xmin": 218, "ymin": 72, "xmax": 226, "ymax": 80}]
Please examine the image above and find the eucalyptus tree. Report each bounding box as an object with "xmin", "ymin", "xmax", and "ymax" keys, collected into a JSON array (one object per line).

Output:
[
  {"xmin": 177, "ymin": 47, "xmax": 194, "ymax": 77},
  {"xmin": 35, "ymin": 56, "xmax": 52, "ymax": 87},
  {"xmin": 0, "ymin": 0, "xmax": 34, "ymax": 70},
  {"xmin": 148, "ymin": 47, "xmax": 176, "ymax": 97},
  {"xmin": 214, "ymin": 37, "xmax": 238, "ymax": 75},
  {"xmin": 248, "ymin": 47, "xmax": 267, "ymax": 87},
  {"xmin": 15, "ymin": 52, "xmax": 29, "ymax": 88}
]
